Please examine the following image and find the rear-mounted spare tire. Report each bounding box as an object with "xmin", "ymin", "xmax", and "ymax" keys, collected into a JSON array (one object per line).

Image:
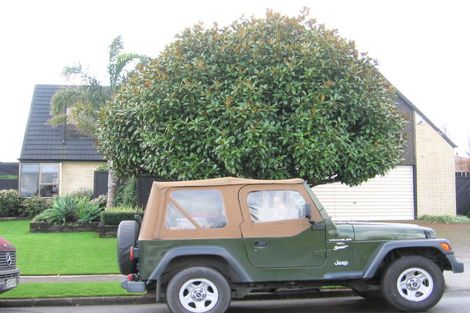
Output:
[{"xmin": 117, "ymin": 220, "xmax": 139, "ymax": 275}]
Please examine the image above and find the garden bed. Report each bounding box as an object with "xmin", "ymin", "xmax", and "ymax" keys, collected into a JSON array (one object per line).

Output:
[
  {"xmin": 98, "ymin": 223, "xmax": 118, "ymax": 238},
  {"xmin": 30, "ymin": 222, "xmax": 99, "ymax": 233}
]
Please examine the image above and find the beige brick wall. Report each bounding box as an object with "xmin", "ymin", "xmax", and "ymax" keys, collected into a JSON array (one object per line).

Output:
[
  {"xmin": 415, "ymin": 116, "xmax": 456, "ymax": 216},
  {"xmin": 60, "ymin": 162, "xmax": 106, "ymax": 195}
]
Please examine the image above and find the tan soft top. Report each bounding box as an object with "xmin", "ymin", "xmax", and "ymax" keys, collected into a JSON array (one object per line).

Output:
[
  {"xmin": 152, "ymin": 177, "xmax": 305, "ymax": 189},
  {"xmin": 139, "ymin": 177, "xmax": 306, "ymax": 240}
]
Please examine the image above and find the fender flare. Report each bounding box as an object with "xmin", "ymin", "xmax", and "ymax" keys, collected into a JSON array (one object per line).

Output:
[
  {"xmin": 148, "ymin": 245, "xmax": 252, "ymax": 282},
  {"xmin": 363, "ymin": 239, "xmax": 456, "ymax": 279}
]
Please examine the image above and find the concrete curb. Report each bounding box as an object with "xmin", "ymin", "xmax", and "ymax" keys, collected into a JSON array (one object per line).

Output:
[
  {"xmin": 0, "ymin": 289, "xmax": 356, "ymax": 307},
  {"xmin": 0, "ymin": 288, "xmax": 468, "ymax": 307},
  {"xmin": 0, "ymin": 295, "xmax": 155, "ymax": 307}
]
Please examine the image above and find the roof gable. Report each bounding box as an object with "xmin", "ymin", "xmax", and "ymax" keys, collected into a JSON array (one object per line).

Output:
[
  {"xmin": 396, "ymin": 91, "xmax": 457, "ymax": 148},
  {"xmin": 19, "ymin": 84, "xmax": 104, "ymax": 161}
]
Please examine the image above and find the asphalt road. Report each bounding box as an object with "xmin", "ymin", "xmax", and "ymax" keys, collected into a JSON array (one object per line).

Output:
[{"xmin": 2, "ymin": 291, "xmax": 470, "ymax": 313}]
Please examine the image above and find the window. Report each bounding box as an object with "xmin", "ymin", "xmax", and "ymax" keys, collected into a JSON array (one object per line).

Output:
[
  {"xmin": 247, "ymin": 190, "xmax": 307, "ymax": 223},
  {"xmin": 165, "ymin": 189, "xmax": 227, "ymax": 230},
  {"xmin": 20, "ymin": 163, "xmax": 59, "ymax": 197}
]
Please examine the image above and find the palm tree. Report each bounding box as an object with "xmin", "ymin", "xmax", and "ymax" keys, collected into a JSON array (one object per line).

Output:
[{"xmin": 50, "ymin": 36, "xmax": 148, "ymax": 207}]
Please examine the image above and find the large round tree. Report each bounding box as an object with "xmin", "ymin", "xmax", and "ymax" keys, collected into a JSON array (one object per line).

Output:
[{"xmin": 99, "ymin": 10, "xmax": 405, "ymax": 186}]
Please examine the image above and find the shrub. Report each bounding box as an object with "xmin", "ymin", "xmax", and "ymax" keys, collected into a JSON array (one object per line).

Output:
[
  {"xmin": 91, "ymin": 195, "xmax": 108, "ymax": 209},
  {"xmin": 418, "ymin": 215, "xmax": 470, "ymax": 224},
  {"xmin": 21, "ymin": 197, "xmax": 52, "ymax": 218},
  {"xmin": 32, "ymin": 195, "xmax": 102, "ymax": 224},
  {"xmin": 69, "ymin": 188, "xmax": 93, "ymax": 200},
  {"xmin": 78, "ymin": 202, "xmax": 103, "ymax": 223},
  {"xmin": 0, "ymin": 189, "xmax": 23, "ymax": 217},
  {"xmin": 33, "ymin": 195, "xmax": 79, "ymax": 224},
  {"xmin": 100, "ymin": 206, "xmax": 143, "ymax": 225},
  {"xmin": 115, "ymin": 177, "xmax": 137, "ymax": 207}
]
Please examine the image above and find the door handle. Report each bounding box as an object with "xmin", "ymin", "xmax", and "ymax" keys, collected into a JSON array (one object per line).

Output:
[{"xmin": 254, "ymin": 241, "xmax": 268, "ymax": 248}]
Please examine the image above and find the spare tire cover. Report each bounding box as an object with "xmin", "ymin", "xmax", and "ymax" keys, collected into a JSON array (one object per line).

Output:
[{"xmin": 117, "ymin": 220, "xmax": 139, "ymax": 275}]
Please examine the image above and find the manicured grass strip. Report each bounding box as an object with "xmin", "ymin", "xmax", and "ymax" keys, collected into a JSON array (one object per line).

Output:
[
  {"xmin": 0, "ymin": 220, "xmax": 119, "ymax": 275},
  {"xmin": 0, "ymin": 282, "xmax": 144, "ymax": 299}
]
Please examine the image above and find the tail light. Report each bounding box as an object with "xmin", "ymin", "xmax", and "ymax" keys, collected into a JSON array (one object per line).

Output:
[
  {"xmin": 127, "ymin": 273, "xmax": 139, "ymax": 281},
  {"xmin": 130, "ymin": 246, "xmax": 135, "ymax": 261}
]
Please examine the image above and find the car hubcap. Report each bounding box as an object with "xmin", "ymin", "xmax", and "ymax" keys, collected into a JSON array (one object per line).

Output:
[
  {"xmin": 397, "ymin": 267, "xmax": 433, "ymax": 302},
  {"xmin": 179, "ymin": 278, "xmax": 219, "ymax": 313}
]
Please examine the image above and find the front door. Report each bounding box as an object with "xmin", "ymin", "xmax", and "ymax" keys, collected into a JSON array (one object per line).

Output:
[{"xmin": 239, "ymin": 184, "xmax": 327, "ymax": 268}]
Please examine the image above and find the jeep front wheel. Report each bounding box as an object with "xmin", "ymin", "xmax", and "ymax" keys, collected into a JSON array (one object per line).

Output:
[
  {"xmin": 381, "ymin": 256, "xmax": 444, "ymax": 312},
  {"xmin": 166, "ymin": 266, "xmax": 231, "ymax": 313}
]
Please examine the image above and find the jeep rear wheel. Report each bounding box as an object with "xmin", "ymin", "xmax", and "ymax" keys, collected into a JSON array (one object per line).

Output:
[
  {"xmin": 381, "ymin": 256, "xmax": 444, "ymax": 312},
  {"xmin": 166, "ymin": 266, "xmax": 231, "ymax": 313},
  {"xmin": 116, "ymin": 220, "xmax": 139, "ymax": 275}
]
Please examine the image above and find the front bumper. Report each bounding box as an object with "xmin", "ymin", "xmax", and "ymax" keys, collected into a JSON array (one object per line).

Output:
[
  {"xmin": 0, "ymin": 268, "xmax": 20, "ymax": 293},
  {"xmin": 446, "ymin": 254, "xmax": 464, "ymax": 273}
]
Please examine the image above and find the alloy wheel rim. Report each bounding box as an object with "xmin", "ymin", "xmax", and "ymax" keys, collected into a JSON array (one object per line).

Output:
[
  {"xmin": 396, "ymin": 267, "xmax": 433, "ymax": 302},
  {"xmin": 179, "ymin": 278, "xmax": 219, "ymax": 313}
]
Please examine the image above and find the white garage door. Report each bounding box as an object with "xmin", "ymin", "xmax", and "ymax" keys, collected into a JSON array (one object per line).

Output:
[{"xmin": 312, "ymin": 166, "xmax": 414, "ymax": 221}]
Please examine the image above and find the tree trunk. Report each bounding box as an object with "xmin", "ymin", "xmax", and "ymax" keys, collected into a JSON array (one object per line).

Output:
[{"xmin": 106, "ymin": 160, "xmax": 117, "ymax": 208}]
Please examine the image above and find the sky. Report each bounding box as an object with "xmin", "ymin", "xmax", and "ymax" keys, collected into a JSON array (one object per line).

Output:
[{"xmin": 0, "ymin": 0, "xmax": 469, "ymax": 162}]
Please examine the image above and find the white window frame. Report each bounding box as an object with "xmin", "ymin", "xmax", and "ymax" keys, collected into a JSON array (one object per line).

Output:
[{"xmin": 19, "ymin": 163, "xmax": 60, "ymax": 197}]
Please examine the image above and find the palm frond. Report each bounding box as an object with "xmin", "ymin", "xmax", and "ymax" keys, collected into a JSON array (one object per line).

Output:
[
  {"xmin": 49, "ymin": 85, "xmax": 108, "ymax": 135},
  {"xmin": 110, "ymin": 53, "xmax": 148, "ymax": 87}
]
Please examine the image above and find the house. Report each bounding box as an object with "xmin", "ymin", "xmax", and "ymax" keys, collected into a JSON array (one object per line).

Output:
[
  {"xmin": 19, "ymin": 85, "xmax": 106, "ymax": 197},
  {"xmin": 313, "ymin": 91, "xmax": 457, "ymax": 220}
]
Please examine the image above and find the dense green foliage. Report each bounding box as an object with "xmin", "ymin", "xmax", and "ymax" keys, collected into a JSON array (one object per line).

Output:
[
  {"xmin": 21, "ymin": 197, "xmax": 52, "ymax": 218},
  {"xmin": 0, "ymin": 189, "xmax": 22, "ymax": 217},
  {"xmin": 0, "ymin": 282, "xmax": 140, "ymax": 299},
  {"xmin": 100, "ymin": 10, "xmax": 405, "ymax": 186},
  {"xmin": 33, "ymin": 195, "xmax": 102, "ymax": 224},
  {"xmin": 100, "ymin": 206, "xmax": 143, "ymax": 225},
  {"xmin": 115, "ymin": 176, "xmax": 137, "ymax": 207},
  {"xmin": 0, "ymin": 220, "xmax": 118, "ymax": 275}
]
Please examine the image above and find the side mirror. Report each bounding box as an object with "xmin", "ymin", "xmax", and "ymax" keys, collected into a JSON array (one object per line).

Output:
[{"xmin": 304, "ymin": 203, "xmax": 312, "ymax": 220}]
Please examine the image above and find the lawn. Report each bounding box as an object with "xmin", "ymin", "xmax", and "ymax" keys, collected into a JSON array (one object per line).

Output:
[
  {"xmin": 0, "ymin": 220, "xmax": 119, "ymax": 275},
  {"xmin": 0, "ymin": 282, "xmax": 143, "ymax": 299}
]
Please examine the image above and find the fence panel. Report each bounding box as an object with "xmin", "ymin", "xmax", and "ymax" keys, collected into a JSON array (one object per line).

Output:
[{"xmin": 456, "ymin": 175, "xmax": 470, "ymax": 215}]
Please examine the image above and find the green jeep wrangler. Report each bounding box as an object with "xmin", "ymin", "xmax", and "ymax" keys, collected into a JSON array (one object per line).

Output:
[{"xmin": 117, "ymin": 177, "xmax": 464, "ymax": 313}]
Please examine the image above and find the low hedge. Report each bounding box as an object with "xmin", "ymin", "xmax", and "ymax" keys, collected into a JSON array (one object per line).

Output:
[{"xmin": 100, "ymin": 210, "xmax": 143, "ymax": 225}]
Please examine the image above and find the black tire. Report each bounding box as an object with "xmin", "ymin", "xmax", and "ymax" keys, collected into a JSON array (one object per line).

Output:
[
  {"xmin": 381, "ymin": 256, "xmax": 444, "ymax": 312},
  {"xmin": 166, "ymin": 266, "xmax": 231, "ymax": 313},
  {"xmin": 117, "ymin": 220, "xmax": 139, "ymax": 275},
  {"xmin": 352, "ymin": 288, "xmax": 383, "ymax": 300}
]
